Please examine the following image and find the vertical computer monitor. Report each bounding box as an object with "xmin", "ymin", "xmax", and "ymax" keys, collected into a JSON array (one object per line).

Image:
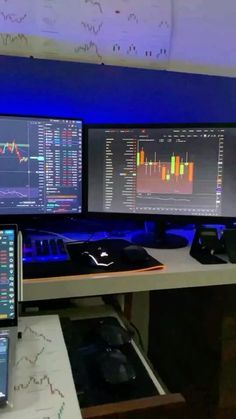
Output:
[
  {"xmin": 0, "ymin": 225, "xmax": 18, "ymax": 327},
  {"xmin": 0, "ymin": 115, "xmax": 83, "ymax": 215},
  {"xmin": 87, "ymin": 124, "xmax": 236, "ymax": 248}
]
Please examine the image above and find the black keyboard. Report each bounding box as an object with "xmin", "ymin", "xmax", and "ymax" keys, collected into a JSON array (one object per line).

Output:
[
  {"xmin": 23, "ymin": 236, "xmax": 70, "ymax": 262},
  {"xmin": 23, "ymin": 235, "xmax": 75, "ymax": 279}
]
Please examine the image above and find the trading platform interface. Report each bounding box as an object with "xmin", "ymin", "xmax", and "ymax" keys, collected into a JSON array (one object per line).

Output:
[
  {"xmin": 88, "ymin": 126, "xmax": 236, "ymax": 217},
  {"xmin": 0, "ymin": 116, "xmax": 82, "ymax": 214},
  {"xmin": 0, "ymin": 229, "xmax": 16, "ymax": 320},
  {"xmin": 0, "ymin": 337, "xmax": 8, "ymax": 404}
]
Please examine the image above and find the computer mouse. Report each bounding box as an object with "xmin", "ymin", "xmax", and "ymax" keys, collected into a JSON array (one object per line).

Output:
[
  {"xmin": 121, "ymin": 245, "xmax": 150, "ymax": 264},
  {"xmin": 98, "ymin": 349, "xmax": 136, "ymax": 385},
  {"xmin": 81, "ymin": 247, "xmax": 114, "ymax": 268},
  {"xmin": 96, "ymin": 323, "xmax": 132, "ymax": 347}
]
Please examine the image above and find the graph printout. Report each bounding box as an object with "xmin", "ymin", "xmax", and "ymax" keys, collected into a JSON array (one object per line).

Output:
[
  {"xmin": 1, "ymin": 315, "xmax": 82, "ymax": 419},
  {"xmin": 0, "ymin": 0, "xmax": 172, "ymax": 69}
]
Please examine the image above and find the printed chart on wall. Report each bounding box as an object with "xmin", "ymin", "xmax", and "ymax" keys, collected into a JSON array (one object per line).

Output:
[
  {"xmin": 0, "ymin": 0, "xmax": 172, "ymax": 69},
  {"xmin": 1, "ymin": 316, "xmax": 82, "ymax": 419}
]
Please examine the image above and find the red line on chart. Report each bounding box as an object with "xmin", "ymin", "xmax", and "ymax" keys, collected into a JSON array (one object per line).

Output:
[
  {"xmin": 0, "ymin": 140, "xmax": 28, "ymax": 163},
  {"xmin": 14, "ymin": 375, "xmax": 65, "ymax": 398}
]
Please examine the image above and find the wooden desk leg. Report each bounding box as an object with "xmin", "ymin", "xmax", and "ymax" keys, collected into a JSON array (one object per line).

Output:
[{"xmin": 124, "ymin": 293, "xmax": 133, "ymax": 321}]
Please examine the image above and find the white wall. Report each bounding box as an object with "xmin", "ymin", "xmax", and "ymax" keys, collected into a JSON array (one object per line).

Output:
[
  {"xmin": 1, "ymin": 0, "xmax": 236, "ymax": 77},
  {"xmin": 169, "ymin": 0, "xmax": 236, "ymax": 77}
]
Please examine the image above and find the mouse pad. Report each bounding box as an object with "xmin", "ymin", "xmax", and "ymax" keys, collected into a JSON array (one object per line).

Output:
[
  {"xmin": 61, "ymin": 316, "xmax": 160, "ymax": 407},
  {"xmin": 67, "ymin": 238, "xmax": 164, "ymax": 274}
]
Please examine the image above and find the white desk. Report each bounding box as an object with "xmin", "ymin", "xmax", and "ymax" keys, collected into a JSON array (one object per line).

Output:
[{"xmin": 23, "ymin": 246, "xmax": 236, "ymax": 301}]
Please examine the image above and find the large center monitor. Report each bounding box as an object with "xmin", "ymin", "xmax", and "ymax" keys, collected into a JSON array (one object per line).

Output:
[
  {"xmin": 87, "ymin": 124, "xmax": 236, "ymax": 247},
  {"xmin": 0, "ymin": 115, "xmax": 82, "ymax": 215}
]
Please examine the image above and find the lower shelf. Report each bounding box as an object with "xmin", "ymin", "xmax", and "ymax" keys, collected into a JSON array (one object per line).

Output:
[{"xmin": 61, "ymin": 313, "xmax": 186, "ymax": 419}]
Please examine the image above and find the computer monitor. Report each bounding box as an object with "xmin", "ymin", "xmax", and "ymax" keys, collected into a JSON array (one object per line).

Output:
[
  {"xmin": 0, "ymin": 225, "xmax": 18, "ymax": 327},
  {"xmin": 0, "ymin": 115, "xmax": 83, "ymax": 216},
  {"xmin": 86, "ymin": 123, "xmax": 236, "ymax": 248}
]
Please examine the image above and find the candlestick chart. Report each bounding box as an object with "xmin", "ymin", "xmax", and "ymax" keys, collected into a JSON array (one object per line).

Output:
[{"xmin": 136, "ymin": 147, "xmax": 194, "ymax": 195}]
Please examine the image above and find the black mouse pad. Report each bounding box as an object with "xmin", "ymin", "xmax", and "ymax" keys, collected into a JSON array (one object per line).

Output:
[
  {"xmin": 61, "ymin": 316, "xmax": 160, "ymax": 408},
  {"xmin": 67, "ymin": 238, "xmax": 164, "ymax": 274}
]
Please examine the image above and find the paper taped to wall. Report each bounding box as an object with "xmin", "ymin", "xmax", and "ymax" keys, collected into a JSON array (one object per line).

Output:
[{"xmin": 0, "ymin": 0, "xmax": 172, "ymax": 70}]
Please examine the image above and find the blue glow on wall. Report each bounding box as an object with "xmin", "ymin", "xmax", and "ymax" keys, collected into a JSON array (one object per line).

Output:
[{"xmin": 1, "ymin": 55, "xmax": 236, "ymax": 123}]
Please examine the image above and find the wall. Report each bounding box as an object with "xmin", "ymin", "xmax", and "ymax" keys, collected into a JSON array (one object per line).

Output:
[
  {"xmin": 169, "ymin": 0, "xmax": 236, "ymax": 77},
  {"xmin": 1, "ymin": 55, "xmax": 236, "ymax": 123}
]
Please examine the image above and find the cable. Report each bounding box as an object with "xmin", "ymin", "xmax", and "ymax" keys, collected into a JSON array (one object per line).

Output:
[
  {"xmin": 102, "ymin": 295, "xmax": 144, "ymax": 350},
  {"xmin": 129, "ymin": 321, "xmax": 144, "ymax": 351}
]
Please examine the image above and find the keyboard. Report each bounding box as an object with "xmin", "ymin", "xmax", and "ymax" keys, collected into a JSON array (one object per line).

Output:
[
  {"xmin": 23, "ymin": 235, "xmax": 75, "ymax": 279},
  {"xmin": 23, "ymin": 236, "xmax": 70, "ymax": 263}
]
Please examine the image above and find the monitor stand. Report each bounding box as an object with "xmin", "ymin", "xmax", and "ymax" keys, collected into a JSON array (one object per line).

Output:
[{"xmin": 131, "ymin": 221, "xmax": 188, "ymax": 249}]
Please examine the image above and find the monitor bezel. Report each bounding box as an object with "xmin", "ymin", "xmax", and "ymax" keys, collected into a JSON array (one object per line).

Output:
[
  {"xmin": 0, "ymin": 113, "xmax": 84, "ymax": 221},
  {"xmin": 85, "ymin": 122, "xmax": 236, "ymax": 226}
]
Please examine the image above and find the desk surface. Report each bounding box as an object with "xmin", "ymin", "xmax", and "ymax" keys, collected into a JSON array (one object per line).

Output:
[
  {"xmin": 23, "ymin": 245, "xmax": 236, "ymax": 301},
  {"xmin": 1, "ymin": 315, "xmax": 82, "ymax": 419}
]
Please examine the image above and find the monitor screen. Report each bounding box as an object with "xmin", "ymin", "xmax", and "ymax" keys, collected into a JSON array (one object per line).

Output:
[
  {"xmin": 0, "ymin": 225, "xmax": 17, "ymax": 325},
  {"xmin": 87, "ymin": 124, "xmax": 236, "ymax": 219},
  {"xmin": 0, "ymin": 116, "xmax": 82, "ymax": 215}
]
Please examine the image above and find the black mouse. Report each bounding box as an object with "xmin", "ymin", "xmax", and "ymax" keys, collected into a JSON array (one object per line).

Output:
[
  {"xmin": 96, "ymin": 323, "xmax": 132, "ymax": 347},
  {"xmin": 121, "ymin": 245, "xmax": 150, "ymax": 264},
  {"xmin": 98, "ymin": 349, "xmax": 136, "ymax": 385},
  {"xmin": 81, "ymin": 247, "xmax": 114, "ymax": 268}
]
